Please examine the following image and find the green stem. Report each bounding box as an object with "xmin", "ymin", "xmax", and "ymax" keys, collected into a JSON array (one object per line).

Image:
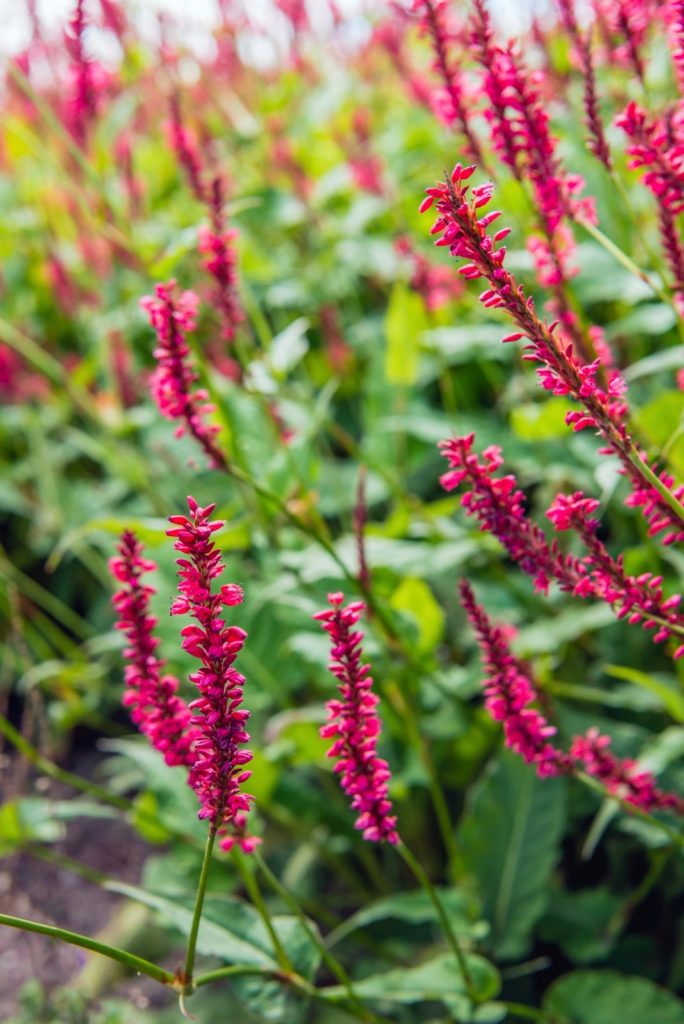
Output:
[
  {"xmin": 0, "ymin": 912, "xmax": 173, "ymax": 985},
  {"xmin": 183, "ymin": 828, "xmax": 217, "ymax": 986},
  {"xmin": 626, "ymin": 446, "xmax": 684, "ymax": 524},
  {"xmin": 397, "ymin": 841, "xmax": 476, "ymax": 1003},
  {"xmin": 503, "ymin": 1002, "xmax": 548, "ymax": 1022},
  {"xmin": 254, "ymin": 851, "xmax": 379, "ymax": 1024},
  {"xmin": 232, "ymin": 847, "xmax": 293, "ymax": 972}
]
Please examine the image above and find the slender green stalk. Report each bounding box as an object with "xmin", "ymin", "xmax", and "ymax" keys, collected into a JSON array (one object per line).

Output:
[
  {"xmin": 578, "ymin": 219, "xmax": 669, "ymax": 304},
  {"xmin": 232, "ymin": 847, "xmax": 293, "ymax": 972},
  {"xmin": 503, "ymin": 1002, "xmax": 548, "ymax": 1022},
  {"xmin": 626, "ymin": 446, "xmax": 684, "ymax": 524},
  {"xmin": 397, "ymin": 841, "xmax": 476, "ymax": 1002},
  {"xmin": 0, "ymin": 912, "xmax": 173, "ymax": 985},
  {"xmin": 254, "ymin": 851, "xmax": 380, "ymax": 1024},
  {"xmin": 183, "ymin": 828, "xmax": 217, "ymax": 986}
]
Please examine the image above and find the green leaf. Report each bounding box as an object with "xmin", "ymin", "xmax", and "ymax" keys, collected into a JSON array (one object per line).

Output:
[
  {"xmin": 106, "ymin": 882, "xmax": 276, "ymax": 966},
  {"xmin": 604, "ymin": 665, "xmax": 684, "ymax": 723},
  {"xmin": 326, "ymin": 951, "xmax": 499, "ymax": 1016},
  {"xmin": 389, "ymin": 576, "xmax": 445, "ymax": 653},
  {"xmin": 458, "ymin": 749, "xmax": 566, "ymax": 960},
  {"xmin": 538, "ymin": 886, "xmax": 621, "ymax": 963},
  {"xmin": 0, "ymin": 798, "xmax": 65, "ymax": 854},
  {"xmin": 543, "ymin": 970, "xmax": 684, "ymax": 1023},
  {"xmin": 510, "ymin": 398, "xmax": 575, "ymax": 440},
  {"xmin": 384, "ymin": 282, "xmax": 428, "ymax": 385},
  {"xmin": 328, "ymin": 887, "xmax": 488, "ymax": 947},
  {"xmin": 625, "ymin": 345, "xmax": 684, "ymax": 382}
]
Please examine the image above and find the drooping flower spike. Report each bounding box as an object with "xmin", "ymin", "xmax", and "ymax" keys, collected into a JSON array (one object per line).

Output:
[
  {"xmin": 440, "ymin": 435, "xmax": 684, "ymax": 656},
  {"xmin": 423, "ymin": 164, "xmax": 684, "ymax": 547},
  {"xmin": 167, "ymin": 497, "xmax": 258, "ymax": 853},
  {"xmin": 460, "ymin": 580, "xmax": 684, "ymax": 813},
  {"xmin": 314, "ymin": 594, "xmax": 399, "ymax": 844}
]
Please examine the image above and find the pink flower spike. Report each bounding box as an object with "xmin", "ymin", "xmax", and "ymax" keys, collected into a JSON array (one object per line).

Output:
[
  {"xmin": 459, "ymin": 580, "xmax": 569, "ymax": 775},
  {"xmin": 141, "ymin": 280, "xmax": 227, "ymax": 470},
  {"xmin": 315, "ymin": 594, "xmax": 399, "ymax": 844},
  {"xmin": 110, "ymin": 531, "xmax": 199, "ymax": 767},
  {"xmin": 167, "ymin": 497, "xmax": 259, "ymax": 853}
]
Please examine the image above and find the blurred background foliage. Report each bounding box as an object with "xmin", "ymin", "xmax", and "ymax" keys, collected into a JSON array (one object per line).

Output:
[{"xmin": 2, "ymin": 0, "xmax": 684, "ymax": 1021}]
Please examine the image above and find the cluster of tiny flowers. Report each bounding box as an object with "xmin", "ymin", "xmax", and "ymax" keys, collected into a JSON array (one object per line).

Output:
[
  {"xmin": 422, "ymin": 164, "xmax": 684, "ymax": 545},
  {"xmin": 597, "ymin": 0, "xmax": 651, "ymax": 81},
  {"xmin": 314, "ymin": 594, "xmax": 399, "ymax": 844},
  {"xmin": 441, "ymin": 437, "xmax": 684, "ymax": 656},
  {"xmin": 347, "ymin": 110, "xmax": 386, "ymax": 195},
  {"xmin": 110, "ymin": 531, "xmax": 198, "ymax": 767},
  {"xmin": 200, "ymin": 175, "xmax": 243, "ymax": 344},
  {"xmin": 459, "ymin": 580, "xmax": 567, "ymax": 776},
  {"xmin": 439, "ymin": 434, "xmax": 584, "ymax": 595},
  {"xmin": 468, "ymin": 0, "xmax": 595, "ymax": 284},
  {"xmin": 167, "ymin": 497, "xmax": 258, "ymax": 853},
  {"xmin": 556, "ymin": 0, "xmax": 612, "ymax": 168},
  {"xmin": 616, "ymin": 101, "xmax": 684, "ymax": 303},
  {"xmin": 412, "ymin": 0, "xmax": 484, "ymax": 165},
  {"xmin": 667, "ymin": 0, "xmax": 684, "ymax": 94},
  {"xmin": 546, "ymin": 492, "xmax": 684, "ymax": 654},
  {"xmin": 140, "ymin": 280, "xmax": 226, "ymax": 469},
  {"xmin": 570, "ymin": 728, "xmax": 684, "ymax": 812},
  {"xmin": 64, "ymin": 0, "xmax": 108, "ymax": 146},
  {"xmin": 461, "ymin": 581, "xmax": 684, "ymax": 813},
  {"xmin": 166, "ymin": 95, "xmax": 206, "ymax": 202}
]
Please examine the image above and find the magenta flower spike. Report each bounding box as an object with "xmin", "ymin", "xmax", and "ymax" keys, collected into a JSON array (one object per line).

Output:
[
  {"xmin": 423, "ymin": 165, "xmax": 684, "ymax": 546},
  {"xmin": 110, "ymin": 531, "xmax": 198, "ymax": 767},
  {"xmin": 459, "ymin": 580, "xmax": 569, "ymax": 776},
  {"xmin": 616, "ymin": 101, "xmax": 684, "ymax": 305},
  {"xmin": 199, "ymin": 174, "xmax": 243, "ymax": 343},
  {"xmin": 167, "ymin": 497, "xmax": 258, "ymax": 853},
  {"xmin": 439, "ymin": 433, "xmax": 586, "ymax": 596},
  {"xmin": 546, "ymin": 492, "xmax": 684, "ymax": 654},
  {"xmin": 412, "ymin": 0, "xmax": 485, "ymax": 165},
  {"xmin": 570, "ymin": 728, "xmax": 684, "ymax": 813},
  {"xmin": 460, "ymin": 580, "xmax": 684, "ymax": 810},
  {"xmin": 140, "ymin": 280, "xmax": 228, "ymax": 470},
  {"xmin": 314, "ymin": 593, "xmax": 399, "ymax": 845}
]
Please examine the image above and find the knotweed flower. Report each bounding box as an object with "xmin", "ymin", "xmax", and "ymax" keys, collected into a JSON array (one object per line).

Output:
[
  {"xmin": 141, "ymin": 280, "xmax": 227, "ymax": 470},
  {"xmin": 570, "ymin": 728, "xmax": 684, "ymax": 812},
  {"xmin": 110, "ymin": 531, "xmax": 198, "ymax": 767},
  {"xmin": 616, "ymin": 101, "xmax": 684, "ymax": 304},
  {"xmin": 556, "ymin": 0, "xmax": 612, "ymax": 167},
  {"xmin": 166, "ymin": 94, "xmax": 206, "ymax": 202},
  {"xmin": 200, "ymin": 174, "xmax": 243, "ymax": 343},
  {"xmin": 459, "ymin": 580, "xmax": 569, "ymax": 775},
  {"xmin": 461, "ymin": 580, "xmax": 684, "ymax": 810},
  {"xmin": 439, "ymin": 434, "xmax": 586, "ymax": 595},
  {"xmin": 547, "ymin": 492, "xmax": 684, "ymax": 655},
  {"xmin": 423, "ymin": 165, "xmax": 684, "ymax": 545},
  {"xmin": 314, "ymin": 593, "xmax": 399, "ymax": 844},
  {"xmin": 167, "ymin": 497, "xmax": 258, "ymax": 853},
  {"xmin": 413, "ymin": 0, "xmax": 485, "ymax": 164},
  {"xmin": 64, "ymin": 0, "xmax": 108, "ymax": 146}
]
